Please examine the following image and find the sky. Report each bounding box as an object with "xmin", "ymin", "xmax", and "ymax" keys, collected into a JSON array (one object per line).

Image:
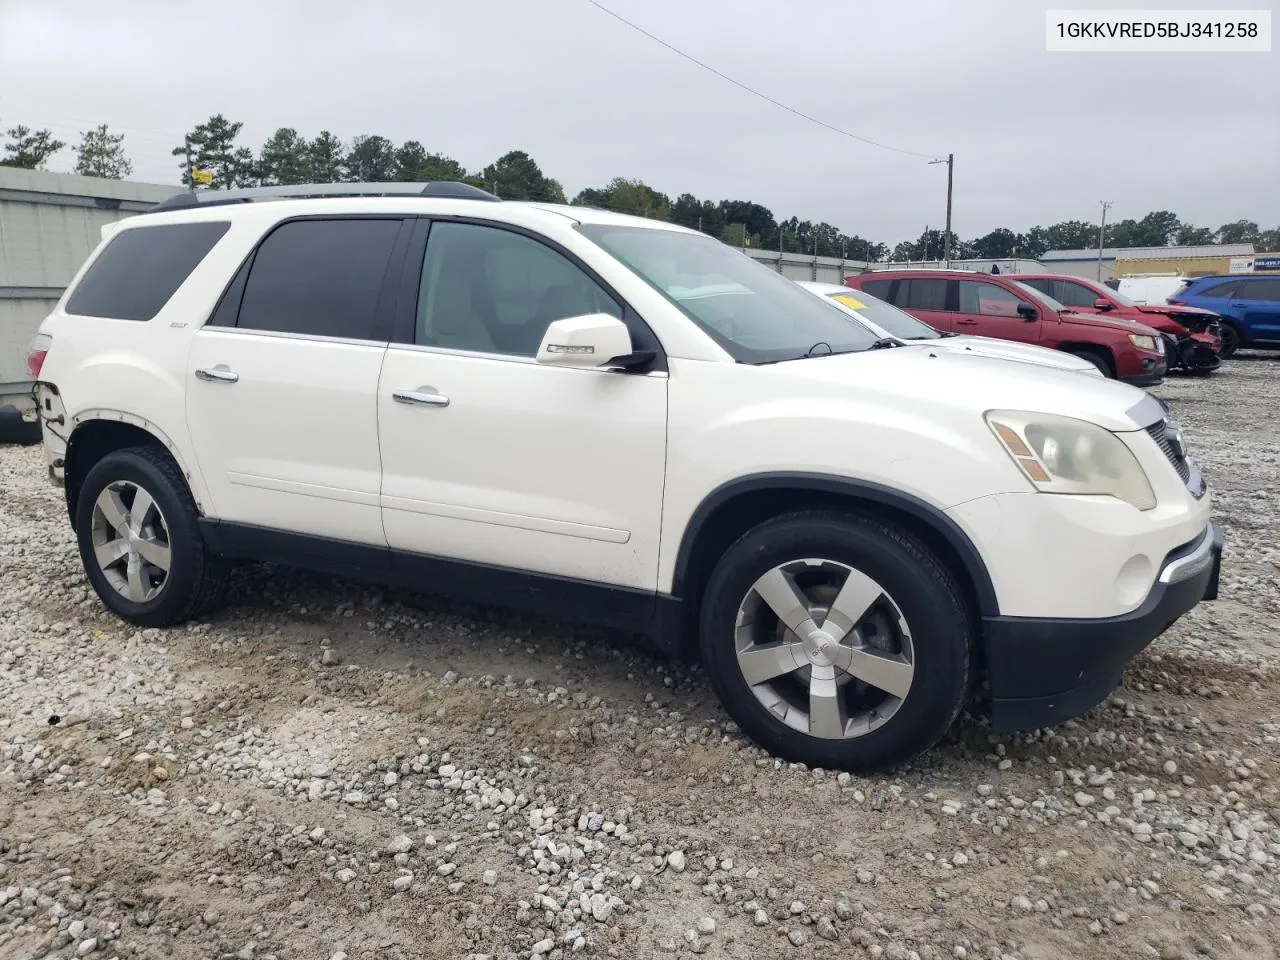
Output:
[{"xmin": 0, "ymin": 0, "xmax": 1275, "ymax": 247}]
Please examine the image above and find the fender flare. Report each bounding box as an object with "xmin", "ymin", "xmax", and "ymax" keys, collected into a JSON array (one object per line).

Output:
[
  {"xmin": 64, "ymin": 409, "xmax": 208, "ymax": 517},
  {"xmin": 670, "ymin": 472, "xmax": 999, "ymax": 618}
]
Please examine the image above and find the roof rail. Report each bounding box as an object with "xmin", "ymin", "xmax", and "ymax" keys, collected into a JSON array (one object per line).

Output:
[{"xmin": 148, "ymin": 180, "xmax": 500, "ymax": 213}]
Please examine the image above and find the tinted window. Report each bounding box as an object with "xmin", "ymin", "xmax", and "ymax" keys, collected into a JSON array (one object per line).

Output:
[
  {"xmin": 1241, "ymin": 278, "xmax": 1280, "ymax": 301},
  {"xmin": 236, "ymin": 218, "xmax": 401, "ymax": 339},
  {"xmin": 66, "ymin": 221, "xmax": 229, "ymax": 321},
  {"xmin": 417, "ymin": 222, "xmax": 621, "ymax": 356},
  {"xmin": 898, "ymin": 278, "xmax": 949, "ymax": 311},
  {"xmin": 1196, "ymin": 279, "xmax": 1240, "ymax": 298},
  {"xmin": 1016, "ymin": 277, "xmax": 1052, "ymax": 298},
  {"xmin": 859, "ymin": 278, "xmax": 893, "ymax": 300},
  {"xmin": 1048, "ymin": 279, "xmax": 1100, "ymax": 308},
  {"xmin": 959, "ymin": 280, "xmax": 1022, "ymax": 316}
]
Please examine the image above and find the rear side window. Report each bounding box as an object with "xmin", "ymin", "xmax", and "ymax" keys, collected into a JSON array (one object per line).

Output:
[
  {"xmin": 858, "ymin": 278, "xmax": 893, "ymax": 300},
  {"xmin": 65, "ymin": 221, "xmax": 230, "ymax": 321},
  {"xmin": 235, "ymin": 218, "xmax": 402, "ymax": 340},
  {"xmin": 1242, "ymin": 278, "xmax": 1280, "ymax": 302},
  {"xmin": 897, "ymin": 278, "xmax": 949, "ymax": 311}
]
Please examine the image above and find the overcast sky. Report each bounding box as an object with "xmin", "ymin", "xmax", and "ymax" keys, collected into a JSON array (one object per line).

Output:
[{"xmin": 0, "ymin": 0, "xmax": 1274, "ymax": 246}]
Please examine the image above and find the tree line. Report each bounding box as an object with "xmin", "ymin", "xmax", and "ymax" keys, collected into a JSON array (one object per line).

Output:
[{"xmin": 3, "ymin": 115, "xmax": 1276, "ymax": 258}]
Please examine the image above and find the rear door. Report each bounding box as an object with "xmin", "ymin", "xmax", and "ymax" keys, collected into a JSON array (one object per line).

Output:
[
  {"xmin": 1233, "ymin": 277, "xmax": 1280, "ymax": 343},
  {"xmin": 889, "ymin": 276, "xmax": 953, "ymax": 332},
  {"xmin": 955, "ymin": 278, "xmax": 1040, "ymax": 344},
  {"xmin": 185, "ymin": 216, "xmax": 408, "ymax": 546}
]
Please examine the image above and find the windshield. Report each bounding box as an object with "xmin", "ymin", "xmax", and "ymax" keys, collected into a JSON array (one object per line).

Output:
[
  {"xmin": 577, "ymin": 224, "xmax": 879, "ymax": 363},
  {"xmin": 820, "ymin": 288, "xmax": 939, "ymax": 340},
  {"xmin": 1012, "ymin": 280, "xmax": 1067, "ymax": 312}
]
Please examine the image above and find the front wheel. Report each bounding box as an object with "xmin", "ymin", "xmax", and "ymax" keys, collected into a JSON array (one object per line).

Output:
[
  {"xmin": 1218, "ymin": 323, "xmax": 1241, "ymax": 359},
  {"xmin": 698, "ymin": 511, "xmax": 972, "ymax": 773},
  {"xmin": 1066, "ymin": 347, "xmax": 1114, "ymax": 378}
]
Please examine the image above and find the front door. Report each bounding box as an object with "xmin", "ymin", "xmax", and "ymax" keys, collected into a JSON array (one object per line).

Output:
[
  {"xmin": 185, "ymin": 216, "xmax": 406, "ymax": 545},
  {"xmin": 955, "ymin": 278, "xmax": 1041, "ymax": 344},
  {"xmin": 376, "ymin": 219, "xmax": 668, "ymax": 592}
]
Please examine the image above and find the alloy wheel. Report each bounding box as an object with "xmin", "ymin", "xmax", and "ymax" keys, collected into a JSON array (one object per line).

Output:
[
  {"xmin": 90, "ymin": 480, "xmax": 172, "ymax": 603},
  {"xmin": 734, "ymin": 558, "xmax": 915, "ymax": 740}
]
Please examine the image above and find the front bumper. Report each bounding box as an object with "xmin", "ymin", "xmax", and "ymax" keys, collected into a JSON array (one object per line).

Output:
[{"xmin": 983, "ymin": 521, "xmax": 1222, "ymax": 731}]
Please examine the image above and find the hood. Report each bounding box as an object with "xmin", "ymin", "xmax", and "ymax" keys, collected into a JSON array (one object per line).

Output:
[
  {"xmin": 769, "ymin": 344, "xmax": 1160, "ymax": 433},
  {"xmin": 932, "ymin": 335, "xmax": 1102, "ymax": 376},
  {"xmin": 1058, "ymin": 309, "xmax": 1163, "ymax": 337},
  {"xmin": 1136, "ymin": 303, "xmax": 1218, "ymax": 319}
]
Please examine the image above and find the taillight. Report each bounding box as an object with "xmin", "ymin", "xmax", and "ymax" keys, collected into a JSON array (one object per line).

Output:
[{"xmin": 26, "ymin": 333, "xmax": 52, "ymax": 380}]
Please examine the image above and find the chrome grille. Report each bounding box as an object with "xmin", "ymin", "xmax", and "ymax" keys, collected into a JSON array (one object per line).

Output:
[{"xmin": 1146, "ymin": 419, "xmax": 1191, "ymax": 483}]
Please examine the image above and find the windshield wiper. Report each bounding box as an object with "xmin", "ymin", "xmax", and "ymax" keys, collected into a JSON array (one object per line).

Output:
[
  {"xmin": 805, "ymin": 341, "xmax": 833, "ymax": 357},
  {"xmin": 865, "ymin": 337, "xmax": 904, "ymax": 350}
]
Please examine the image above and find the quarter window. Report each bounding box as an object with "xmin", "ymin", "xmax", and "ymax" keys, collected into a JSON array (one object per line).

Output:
[
  {"xmin": 66, "ymin": 221, "xmax": 230, "ymax": 321},
  {"xmin": 235, "ymin": 218, "xmax": 402, "ymax": 340},
  {"xmin": 959, "ymin": 280, "xmax": 1022, "ymax": 316},
  {"xmin": 416, "ymin": 222, "xmax": 621, "ymax": 356}
]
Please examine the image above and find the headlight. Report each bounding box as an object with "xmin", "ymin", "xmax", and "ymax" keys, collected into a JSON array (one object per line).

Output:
[
  {"xmin": 985, "ymin": 410, "xmax": 1156, "ymax": 510},
  {"xmin": 1129, "ymin": 334, "xmax": 1157, "ymax": 351}
]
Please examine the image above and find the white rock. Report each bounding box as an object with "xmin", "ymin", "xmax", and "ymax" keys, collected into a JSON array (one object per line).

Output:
[
  {"xmin": 696, "ymin": 916, "xmax": 716, "ymax": 934},
  {"xmin": 1074, "ymin": 792, "xmax": 1095, "ymax": 808},
  {"xmin": 392, "ymin": 873, "xmax": 413, "ymax": 892},
  {"xmin": 388, "ymin": 834, "xmax": 413, "ymax": 854},
  {"xmin": 667, "ymin": 850, "xmax": 686, "ymax": 872},
  {"xmin": 483, "ymin": 869, "xmax": 497, "ymax": 886}
]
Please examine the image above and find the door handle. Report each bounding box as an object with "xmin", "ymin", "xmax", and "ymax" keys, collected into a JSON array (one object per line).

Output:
[
  {"xmin": 393, "ymin": 388, "xmax": 450, "ymax": 407},
  {"xmin": 195, "ymin": 366, "xmax": 239, "ymax": 383}
]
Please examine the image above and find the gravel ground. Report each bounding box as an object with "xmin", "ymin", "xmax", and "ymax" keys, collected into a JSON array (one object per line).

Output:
[{"xmin": 3, "ymin": 354, "xmax": 1279, "ymax": 960}]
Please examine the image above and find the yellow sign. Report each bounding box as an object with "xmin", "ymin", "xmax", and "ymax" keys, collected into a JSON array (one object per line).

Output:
[
  {"xmin": 191, "ymin": 168, "xmax": 214, "ymax": 185},
  {"xmin": 833, "ymin": 294, "xmax": 866, "ymax": 310}
]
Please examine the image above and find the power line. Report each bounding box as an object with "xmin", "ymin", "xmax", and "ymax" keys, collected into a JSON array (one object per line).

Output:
[{"xmin": 585, "ymin": 0, "xmax": 939, "ymax": 160}]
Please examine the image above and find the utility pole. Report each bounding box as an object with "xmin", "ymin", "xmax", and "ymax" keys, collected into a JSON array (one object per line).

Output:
[
  {"xmin": 929, "ymin": 153, "xmax": 954, "ymax": 266},
  {"xmin": 1096, "ymin": 201, "xmax": 1112, "ymax": 280},
  {"xmin": 185, "ymin": 137, "xmax": 195, "ymax": 194}
]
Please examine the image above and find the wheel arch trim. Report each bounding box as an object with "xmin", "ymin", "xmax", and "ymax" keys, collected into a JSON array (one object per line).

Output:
[
  {"xmin": 65, "ymin": 410, "xmax": 209, "ymax": 520},
  {"xmin": 670, "ymin": 472, "xmax": 1000, "ymax": 618}
]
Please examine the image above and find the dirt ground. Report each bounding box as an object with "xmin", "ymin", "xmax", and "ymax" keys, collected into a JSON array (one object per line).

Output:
[{"xmin": 2, "ymin": 354, "xmax": 1279, "ymax": 960}]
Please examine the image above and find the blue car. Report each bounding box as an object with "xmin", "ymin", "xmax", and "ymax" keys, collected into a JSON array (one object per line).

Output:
[{"xmin": 1171, "ymin": 274, "xmax": 1280, "ymax": 358}]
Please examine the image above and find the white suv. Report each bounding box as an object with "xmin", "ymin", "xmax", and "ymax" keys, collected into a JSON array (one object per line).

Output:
[{"xmin": 29, "ymin": 182, "xmax": 1222, "ymax": 772}]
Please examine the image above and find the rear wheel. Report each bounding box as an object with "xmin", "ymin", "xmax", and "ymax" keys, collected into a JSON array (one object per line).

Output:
[
  {"xmin": 1066, "ymin": 347, "xmax": 1114, "ymax": 378},
  {"xmin": 698, "ymin": 511, "xmax": 972, "ymax": 772},
  {"xmin": 76, "ymin": 446, "xmax": 230, "ymax": 626}
]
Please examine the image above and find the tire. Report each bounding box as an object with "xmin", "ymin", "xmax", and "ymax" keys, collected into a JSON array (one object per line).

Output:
[
  {"xmin": 1066, "ymin": 347, "xmax": 1114, "ymax": 378},
  {"xmin": 1218, "ymin": 323, "xmax": 1241, "ymax": 360},
  {"xmin": 75, "ymin": 446, "xmax": 230, "ymax": 627},
  {"xmin": 698, "ymin": 510, "xmax": 972, "ymax": 773}
]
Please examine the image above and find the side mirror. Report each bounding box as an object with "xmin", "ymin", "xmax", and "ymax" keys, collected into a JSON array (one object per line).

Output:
[
  {"xmin": 1094, "ymin": 298, "xmax": 1113, "ymax": 311},
  {"xmin": 536, "ymin": 313, "xmax": 634, "ymax": 369},
  {"xmin": 1016, "ymin": 301, "xmax": 1037, "ymax": 320}
]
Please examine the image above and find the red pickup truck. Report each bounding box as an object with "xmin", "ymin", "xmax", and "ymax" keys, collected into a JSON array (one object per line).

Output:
[
  {"xmin": 1014, "ymin": 273, "xmax": 1222, "ymax": 374},
  {"xmin": 845, "ymin": 269, "xmax": 1167, "ymax": 385}
]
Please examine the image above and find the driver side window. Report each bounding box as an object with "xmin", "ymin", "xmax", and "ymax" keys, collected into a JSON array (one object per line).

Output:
[
  {"xmin": 416, "ymin": 222, "xmax": 622, "ymax": 357},
  {"xmin": 959, "ymin": 280, "xmax": 1021, "ymax": 317}
]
